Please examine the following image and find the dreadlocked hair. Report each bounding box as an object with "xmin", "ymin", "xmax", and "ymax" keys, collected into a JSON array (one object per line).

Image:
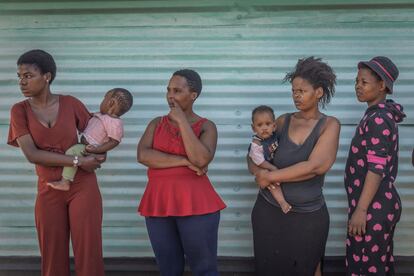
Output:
[{"xmin": 284, "ymin": 56, "xmax": 336, "ymax": 108}]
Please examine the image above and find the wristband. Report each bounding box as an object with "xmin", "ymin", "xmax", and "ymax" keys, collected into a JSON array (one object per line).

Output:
[{"xmin": 73, "ymin": 156, "xmax": 79, "ymax": 167}]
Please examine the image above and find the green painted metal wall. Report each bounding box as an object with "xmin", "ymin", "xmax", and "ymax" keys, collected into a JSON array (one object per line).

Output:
[{"xmin": 0, "ymin": 0, "xmax": 413, "ymax": 257}]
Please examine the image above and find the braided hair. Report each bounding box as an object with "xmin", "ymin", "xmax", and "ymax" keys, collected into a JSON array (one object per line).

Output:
[{"xmin": 107, "ymin": 88, "xmax": 133, "ymax": 116}]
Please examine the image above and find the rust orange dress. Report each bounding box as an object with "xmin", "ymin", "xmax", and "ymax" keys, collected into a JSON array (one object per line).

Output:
[{"xmin": 8, "ymin": 95, "xmax": 104, "ymax": 276}]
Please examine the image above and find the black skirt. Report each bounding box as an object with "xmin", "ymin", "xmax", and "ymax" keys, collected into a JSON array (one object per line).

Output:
[{"xmin": 251, "ymin": 194, "xmax": 330, "ymax": 276}]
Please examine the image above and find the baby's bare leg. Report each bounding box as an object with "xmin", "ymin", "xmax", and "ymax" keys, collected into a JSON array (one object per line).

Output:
[
  {"xmin": 314, "ymin": 261, "xmax": 322, "ymax": 276},
  {"xmin": 47, "ymin": 144, "xmax": 85, "ymax": 191},
  {"xmin": 269, "ymin": 185, "xmax": 291, "ymax": 213}
]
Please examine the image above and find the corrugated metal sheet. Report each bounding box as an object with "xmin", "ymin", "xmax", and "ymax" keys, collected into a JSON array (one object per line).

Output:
[{"xmin": 0, "ymin": 0, "xmax": 413, "ymax": 257}]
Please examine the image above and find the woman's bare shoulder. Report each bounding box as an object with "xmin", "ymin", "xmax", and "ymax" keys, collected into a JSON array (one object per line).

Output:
[
  {"xmin": 325, "ymin": 115, "xmax": 341, "ymax": 127},
  {"xmin": 202, "ymin": 118, "xmax": 216, "ymax": 128},
  {"xmin": 144, "ymin": 116, "xmax": 161, "ymax": 130},
  {"xmin": 200, "ymin": 119, "xmax": 217, "ymax": 136},
  {"xmin": 321, "ymin": 115, "xmax": 341, "ymax": 134}
]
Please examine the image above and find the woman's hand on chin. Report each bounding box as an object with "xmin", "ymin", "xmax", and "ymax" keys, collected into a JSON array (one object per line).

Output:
[
  {"xmin": 255, "ymin": 169, "xmax": 272, "ymax": 189},
  {"xmin": 168, "ymin": 98, "xmax": 187, "ymax": 124}
]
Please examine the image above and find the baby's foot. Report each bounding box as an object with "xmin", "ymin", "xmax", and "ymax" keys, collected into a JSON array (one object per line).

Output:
[
  {"xmin": 280, "ymin": 201, "xmax": 292, "ymax": 214},
  {"xmin": 47, "ymin": 179, "xmax": 71, "ymax": 191}
]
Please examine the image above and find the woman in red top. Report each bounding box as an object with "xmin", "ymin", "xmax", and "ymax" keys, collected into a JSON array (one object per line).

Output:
[
  {"xmin": 137, "ymin": 69, "xmax": 226, "ymax": 276},
  {"xmin": 8, "ymin": 49, "xmax": 105, "ymax": 276}
]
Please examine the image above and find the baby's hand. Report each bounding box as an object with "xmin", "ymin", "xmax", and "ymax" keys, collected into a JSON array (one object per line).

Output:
[
  {"xmin": 85, "ymin": 144, "xmax": 99, "ymax": 153},
  {"xmin": 267, "ymin": 184, "xmax": 276, "ymax": 190}
]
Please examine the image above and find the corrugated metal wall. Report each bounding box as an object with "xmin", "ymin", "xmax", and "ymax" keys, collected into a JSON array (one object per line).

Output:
[{"xmin": 1, "ymin": 0, "xmax": 413, "ymax": 257}]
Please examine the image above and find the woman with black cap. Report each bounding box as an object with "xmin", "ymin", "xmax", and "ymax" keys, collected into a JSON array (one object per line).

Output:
[
  {"xmin": 137, "ymin": 69, "xmax": 226, "ymax": 275},
  {"xmin": 345, "ymin": 56, "xmax": 406, "ymax": 275}
]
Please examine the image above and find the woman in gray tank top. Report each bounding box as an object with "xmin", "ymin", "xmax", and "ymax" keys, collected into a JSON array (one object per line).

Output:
[{"xmin": 248, "ymin": 57, "xmax": 341, "ymax": 276}]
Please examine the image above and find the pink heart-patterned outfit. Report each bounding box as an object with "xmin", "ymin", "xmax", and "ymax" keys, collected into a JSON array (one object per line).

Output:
[{"xmin": 345, "ymin": 100, "xmax": 405, "ymax": 275}]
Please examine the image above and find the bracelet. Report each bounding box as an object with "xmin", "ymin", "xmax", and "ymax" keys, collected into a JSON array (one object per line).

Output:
[{"xmin": 73, "ymin": 156, "xmax": 79, "ymax": 167}]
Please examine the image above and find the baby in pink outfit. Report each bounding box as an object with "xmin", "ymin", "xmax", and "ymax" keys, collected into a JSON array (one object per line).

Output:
[{"xmin": 47, "ymin": 88, "xmax": 133, "ymax": 191}]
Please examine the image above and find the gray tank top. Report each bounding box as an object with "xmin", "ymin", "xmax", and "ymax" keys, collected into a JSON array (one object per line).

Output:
[{"xmin": 259, "ymin": 113, "xmax": 327, "ymax": 213}]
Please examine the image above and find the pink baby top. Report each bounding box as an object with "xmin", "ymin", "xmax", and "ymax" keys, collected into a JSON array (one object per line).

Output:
[{"xmin": 82, "ymin": 112, "xmax": 124, "ymax": 145}]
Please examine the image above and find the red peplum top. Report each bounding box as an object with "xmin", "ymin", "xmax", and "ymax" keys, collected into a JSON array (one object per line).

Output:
[{"xmin": 138, "ymin": 116, "xmax": 226, "ymax": 217}]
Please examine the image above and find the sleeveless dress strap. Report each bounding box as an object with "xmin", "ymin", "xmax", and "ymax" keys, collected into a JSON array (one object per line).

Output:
[
  {"xmin": 278, "ymin": 113, "xmax": 293, "ymax": 142},
  {"xmin": 278, "ymin": 113, "xmax": 327, "ymax": 147},
  {"xmin": 311, "ymin": 114, "xmax": 327, "ymax": 140}
]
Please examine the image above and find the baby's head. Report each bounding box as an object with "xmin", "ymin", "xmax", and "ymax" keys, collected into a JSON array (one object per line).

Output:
[
  {"xmin": 100, "ymin": 88, "xmax": 133, "ymax": 117},
  {"xmin": 251, "ymin": 105, "xmax": 276, "ymax": 140}
]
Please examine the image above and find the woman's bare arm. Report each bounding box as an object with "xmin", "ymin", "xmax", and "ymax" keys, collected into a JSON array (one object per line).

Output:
[
  {"xmin": 255, "ymin": 117, "xmax": 340, "ymax": 187},
  {"xmin": 137, "ymin": 117, "xmax": 190, "ymax": 168},
  {"xmin": 412, "ymin": 148, "xmax": 414, "ymax": 167},
  {"xmin": 16, "ymin": 134, "xmax": 103, "ymax": 170},
  {"xmin": 177, "ymin": 119, "xmax": 217, "ymax": 168},
  {"xmin": 348, "ymin": 171, "xmax": 381, "ymax": 236},
  {"xmin": 168, "ymin": 97, "xmax": 217, "ymax": 168}
]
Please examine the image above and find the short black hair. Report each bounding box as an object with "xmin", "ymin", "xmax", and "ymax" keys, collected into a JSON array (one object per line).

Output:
[
  {"xmin": 252, "ymin": 105, "xmax": 275, "ymax": 122},
  {"xmin": 173, "ymin": 69, "xmax": 202, "ymax": 97},
  {"xmin": 284, "ymin": 56, "xmax": 336, "ymax": 108},
  {"xmin": 17, "ymin": 49, "xmax": 57, "ymax": 84},
  {"xmin": 108, "ymin": 88, "xmax": 133, "ymax": 116}
]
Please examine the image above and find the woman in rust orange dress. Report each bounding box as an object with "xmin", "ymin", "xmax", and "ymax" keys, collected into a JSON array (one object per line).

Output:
[{"xmin": 8, "ymin": 49, "xmax": 105, "ymax": 276}]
